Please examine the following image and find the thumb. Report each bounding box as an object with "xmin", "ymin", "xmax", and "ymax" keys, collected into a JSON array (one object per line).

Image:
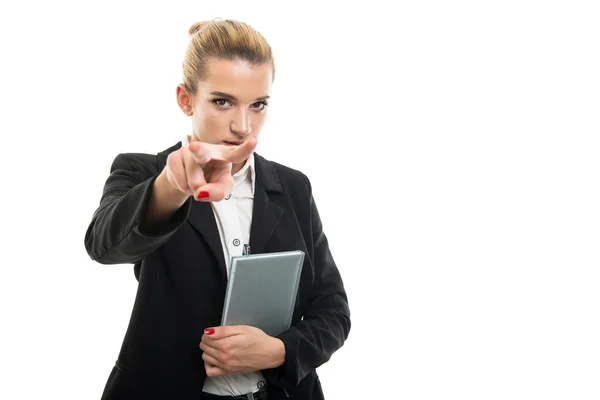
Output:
[
  {"xmin": 194, "ymin": 183, "xmax": 228, "ymax": 203},
  {"xmin": 204, "ymin": 326, "xmax": 239, "ymax": 339}
]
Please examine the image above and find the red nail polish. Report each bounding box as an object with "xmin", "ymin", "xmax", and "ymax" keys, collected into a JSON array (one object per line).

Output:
[
  {"xmin": 205, "ymin": 328, "xmax": 215, "ymax": 335},
  {"xmin": 197, "ymin": 191, "xmax": 209, "ymax": 199}
]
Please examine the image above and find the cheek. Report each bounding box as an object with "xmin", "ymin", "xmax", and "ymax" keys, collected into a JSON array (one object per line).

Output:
[
  {"xmin": 193, "ymin": 110, "xmax": 226, "ymax": 139},
  {"xmin": 206, "ymin": 112, "xmax": 228, "ymax": 132},
  {"xmin": 252, "ymin": 113, "xmax": 267, "ymax": 132}
]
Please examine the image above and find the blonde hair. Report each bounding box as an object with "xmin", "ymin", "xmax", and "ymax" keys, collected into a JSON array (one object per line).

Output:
[{"xmin": 183, "ymin": 19, "xmax": 275, "ymax": 94}]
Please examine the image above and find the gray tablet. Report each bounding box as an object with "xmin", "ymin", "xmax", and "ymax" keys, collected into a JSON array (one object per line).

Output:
[{"xmin": 221, "ymin": 250, "xmax": 305, "ymax": 337}]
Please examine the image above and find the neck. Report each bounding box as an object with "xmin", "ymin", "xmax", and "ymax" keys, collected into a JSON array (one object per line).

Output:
[{"xmin": 231, "ymin": 160, "xmax": 245, "ymax": 175}]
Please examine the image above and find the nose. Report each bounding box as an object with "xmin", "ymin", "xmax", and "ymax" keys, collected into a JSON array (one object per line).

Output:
[{"xmin": 231, "ymin": 109, "xmax": 252, "ymax": 137}]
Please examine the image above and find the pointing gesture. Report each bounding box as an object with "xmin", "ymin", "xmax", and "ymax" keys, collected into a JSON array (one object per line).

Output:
[{"xmin": 165, "ymin": 136, "xmax": 257, "ymax": 202}]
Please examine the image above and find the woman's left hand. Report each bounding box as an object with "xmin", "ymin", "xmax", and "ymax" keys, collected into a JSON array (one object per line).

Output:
[{"xmin": 199, "ymin": 325, "xmax": 286, "ymax": 377}]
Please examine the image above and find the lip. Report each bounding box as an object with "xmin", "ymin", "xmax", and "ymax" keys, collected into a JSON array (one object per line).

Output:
[{"xmin": 223, "ymin": 140, "xmax": 243, "ymax": 146}]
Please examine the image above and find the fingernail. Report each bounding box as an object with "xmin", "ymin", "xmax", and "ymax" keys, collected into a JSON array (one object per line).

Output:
[
  {"xmin": 205, "ymin": 328, "xmax": 215, "ymax": 335},
  {"xmin": 197, "ymin": 191, "xmax": 209, "ymax": 199}
]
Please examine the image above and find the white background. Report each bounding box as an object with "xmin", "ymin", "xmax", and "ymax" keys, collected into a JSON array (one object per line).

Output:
[{"xmin": 1, "ymin": 1, "xmax": 599, "ymax": 399}]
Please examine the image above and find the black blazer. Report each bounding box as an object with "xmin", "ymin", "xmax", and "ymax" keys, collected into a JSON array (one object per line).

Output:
[{"xmin": 84, "ymin": 142, "xmax": 351, "ymax": 400}]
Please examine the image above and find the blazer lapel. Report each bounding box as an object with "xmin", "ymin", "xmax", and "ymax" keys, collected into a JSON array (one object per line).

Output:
[
  {"xmin": 187, "ymin": 201, "xmax": 227, "ymax": 280},
  {"xmin": 249, "ymin": 187, "xmax": 284, "ymax": 255},
  {"xmin": 249, "ymin": 153, "xmax": 285, "ymax": 254}
]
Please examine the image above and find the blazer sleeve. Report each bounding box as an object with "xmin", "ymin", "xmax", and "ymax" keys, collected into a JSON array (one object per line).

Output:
[
  {"xmin": 84, "ymin": 153, "xmax": 192, "ymax": 265},
  {"xmin": 262, "ymin": 177, "xmax": 351, "ymax": 388}
]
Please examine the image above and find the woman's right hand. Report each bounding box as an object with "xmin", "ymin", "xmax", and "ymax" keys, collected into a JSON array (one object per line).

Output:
[{"xmin": 164, "ymin": 136, "xmax": 257, "ymax": 202}]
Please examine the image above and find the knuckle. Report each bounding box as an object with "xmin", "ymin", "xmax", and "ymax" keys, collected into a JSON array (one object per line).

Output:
[
  {"xmin": 220, "ymin": 354, "xmax": 230, "ymax": 364},
  {"xmin": 186, "ymin": 154, "xmax": 202, "ymax": 174},
  {"xmin": 187, "ymin": 180, "xmax": 201, "ymax": 193},
  {"xmin": 166, "ymin": 154, "xmax": 176, "ymax": 170},
  {"xmin": 187, "ymin": 168, "xmax": 202, "ymax": 187},
  {"xmin": 167, "ymin": 153, "xmax": 184, "ymax": 178},
  {"xmin": 168, "ymin": 150, "xmax": 182, "ymax": 165}
]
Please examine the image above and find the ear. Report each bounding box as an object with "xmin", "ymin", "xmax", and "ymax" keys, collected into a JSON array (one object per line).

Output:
[{"xmin": 176, "ymin": 84, "xmax": 194, "ymax": 116}]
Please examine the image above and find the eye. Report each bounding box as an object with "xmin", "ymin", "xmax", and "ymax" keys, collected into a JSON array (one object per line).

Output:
[
  {"xmin": 212, "ymin": 98, "xmax": 231, "ymax": 108},
  {"xmin": 251, "ymin": 101, "xmax": 269, "ymax": 111}
]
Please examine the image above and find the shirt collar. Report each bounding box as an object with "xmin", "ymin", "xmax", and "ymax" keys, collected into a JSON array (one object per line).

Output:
[{"xmin": 232, "ymin": 152, "xmax": 256, "ymax": 195}]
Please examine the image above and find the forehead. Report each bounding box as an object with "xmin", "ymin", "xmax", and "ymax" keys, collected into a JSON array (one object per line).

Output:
[{"xmin": 199, "ymin": 58, "xmax": 272, "ymax": 99}]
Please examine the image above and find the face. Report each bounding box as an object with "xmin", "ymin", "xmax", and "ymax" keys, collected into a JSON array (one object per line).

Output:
[{"xmin": 177, "ymin": 58, "xmax": 273, "ymax": 150}]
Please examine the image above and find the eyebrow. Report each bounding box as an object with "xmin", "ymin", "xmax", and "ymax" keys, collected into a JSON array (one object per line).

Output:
[{"xmin": 210, "ymin": 91, "xmax": 270, "ymax": 101}]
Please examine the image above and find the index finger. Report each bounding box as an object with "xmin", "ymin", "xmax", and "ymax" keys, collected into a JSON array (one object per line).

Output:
[
  {"xmin": 188, "ymin": 141, "xmax": 212, "ymax": 164},
  {"xmin": 217, "ymin": 137, "xmax": 258, "ymax": 163}
]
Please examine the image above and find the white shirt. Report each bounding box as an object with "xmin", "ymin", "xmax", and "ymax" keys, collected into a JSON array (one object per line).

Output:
[{"xmin": 202, "ymin": 153, "xmax": 267, "ymax": 396}]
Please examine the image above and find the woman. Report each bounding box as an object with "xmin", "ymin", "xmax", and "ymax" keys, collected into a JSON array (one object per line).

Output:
[{"xmin": 84, "ymin": 19, "xmax": 350, "ymax": 400}]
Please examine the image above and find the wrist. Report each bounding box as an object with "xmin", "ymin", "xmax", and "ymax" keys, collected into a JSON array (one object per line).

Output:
[
  {"xmin": 157, "ymin": 169, "xmax": 188, "ymax": 201},
  {"xmin": 267, "ymin": 337, "xmax": 286, "ymax": 369},
  {"xmin": 146, "ymin": 170, "xmax": 189, "ymax": 225}
]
